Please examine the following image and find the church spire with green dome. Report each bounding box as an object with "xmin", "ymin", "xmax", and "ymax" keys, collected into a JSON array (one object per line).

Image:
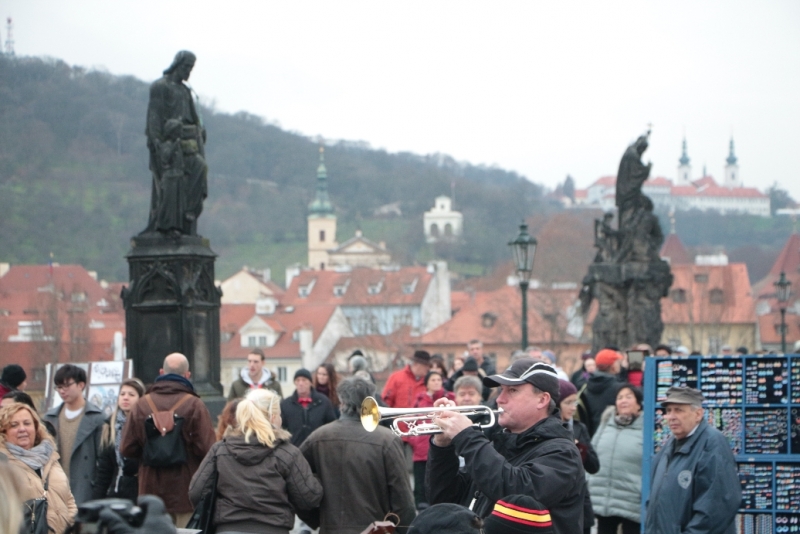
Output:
[
  {"xmin": 308, "ymin": 146, "xmax": 334, "ymax": 216},
  {"xmin": 726, "ymin": 137, "xmax": 738, "ymax": 166},
  {"xmin": 679, "ymin": 137, "xmax": 690, "ymax": 166}
]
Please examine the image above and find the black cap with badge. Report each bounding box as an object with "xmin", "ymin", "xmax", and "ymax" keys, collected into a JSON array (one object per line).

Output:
[{"xmin": 483, "ymin": 358, "xmax": 561, "ymax": 403}]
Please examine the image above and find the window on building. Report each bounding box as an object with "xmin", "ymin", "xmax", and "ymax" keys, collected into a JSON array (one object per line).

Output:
[
  {"xmin": 709, "ymin": 289, "xmax": 724, "ymax": 304},
  {"xmin": 277, "ymin": 366, "xmax": 287, "ymax": 382},
  {"xmin": 258, "ymin": 335, "xmax": 267, "ymax": 346},
  {"xmin": 444, "ymin": 223, "xmax": 453, "ymax": 236},
  {"xmin": 319, "ymin": 230, "xmax": 325, "ymax": 242},
  {"xmin": 668, "ymin": 338, "xmax": 681, "ymax": 349},
  {"xmin": 694, "ymin": 273, "xmax": 709, "ymax": 283},
  {"xmin": 670, "ymin": 289, "xmax": 687, "ymax": 303},
  {"xmin": 71, "ymin": 292, "xmax": 87, "ymax": 303},
  {"xmin": 368, "ymin": 282, "xmax": 383, "ymax": 295},
  {"xmin": 247, "ymin": 335, "xmax": 257, "ymax": 347},
  {"xmin": 708, "ymin": 337, "xmax": 722, "ymax": 355},
  {"xmin": 430, "ymin": 224, "xmax": 439, "ymax": 238},
  {"xmin": 482, "ymin": 312, "xmax": 498, "ymax": 328}
]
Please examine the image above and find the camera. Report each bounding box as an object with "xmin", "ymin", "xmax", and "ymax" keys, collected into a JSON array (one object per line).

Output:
[{"xmin": 71, "ymin": 498, "xmax": 143, "ymax": 533}]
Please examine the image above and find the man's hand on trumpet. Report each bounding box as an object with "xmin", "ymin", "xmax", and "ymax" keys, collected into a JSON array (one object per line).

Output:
[{"xmin": 431, "ymin": 397, "xmax": 474, "ymax": 447}]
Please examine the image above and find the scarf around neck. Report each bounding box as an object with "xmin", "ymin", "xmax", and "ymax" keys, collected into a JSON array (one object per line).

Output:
[
  {"xmin": 6, "ymin": 439, "xmax": 54, "ymax": 471},
  {"xmin": 114, "ymin": 409, "xmax": 127, "ymax": 468},
  {"xmin": 614, "ymin": 412, "xmax": 639, "ymax": 427}
]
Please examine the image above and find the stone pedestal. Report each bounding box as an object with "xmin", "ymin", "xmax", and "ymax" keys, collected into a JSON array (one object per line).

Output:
[
  {"xmin": 122, "ymin": 233, "xmax": 224, "ymax": 404},
  {"xmin": 585, "ymin": 259, "xmax": 672, "ymax": 352}
]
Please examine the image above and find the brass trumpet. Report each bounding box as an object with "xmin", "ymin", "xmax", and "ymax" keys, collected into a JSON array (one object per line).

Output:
[{"xmin": 360, "ymin": 396, "xmax": 502, "ymax": 436}]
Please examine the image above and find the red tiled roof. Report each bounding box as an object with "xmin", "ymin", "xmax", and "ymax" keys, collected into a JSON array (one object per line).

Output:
[
  {"xmin": 220, "ymin": 302, "xmax": 338, "ymax": 360},
  {"xmin": 573, "ymin": 190, "xmax": 588, "ymax": 199},
  {"xmin": 421, "ymin": 285, "xmax": 583, "ymax": 346},
  {"xmin": 644, "ymin": 177, "xmax": 673, "ymax": 187},
  {"xmin": 591, "ymin": 176, "xmax": 617, "ymax": 187},
  {"xmin": 661, "ymin": 263, "xmax": 756, "ymax": 324},
  {"xmin": 282, "ymin": 267, "xmax": 432, "ymax": 307},
  {"xmin": 660, "ymin": 234, "xmax": 691, "ymax": 265},
  {"xmin": 768, "ymin": 233, "xmax": 800, "ymax": 278},
  {"xmin": 689, "ymin": 185, "xmax": 767, "ymax": 198},
  {"xmin": 242, "ymin": 270, "xmax": 285, "ymax": 296},
  {"xmin": 757, "ymin": 312, "xmax": 800, "ymax": 346},
  {"xmin": 692, "ymin": 176, "xmax": 718, "ymax": 188},
  {"xmin": 751, "ymin": 235, "xmax": 800, "ymax": 303}
]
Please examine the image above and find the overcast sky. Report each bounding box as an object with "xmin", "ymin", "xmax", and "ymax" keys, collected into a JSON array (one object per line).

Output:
[{"xmin": 4, "ymin": 1, "xmax": 800, "ymax": 200}]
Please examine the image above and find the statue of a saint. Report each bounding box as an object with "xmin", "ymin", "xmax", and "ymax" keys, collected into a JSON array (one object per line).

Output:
[
  {"xmin": 143, "ymin": 51, "xmax": 208, "ymax": 236},
  {"xmin": 615, "ymin": 133, "xmax": 651, "ymax": 230}
]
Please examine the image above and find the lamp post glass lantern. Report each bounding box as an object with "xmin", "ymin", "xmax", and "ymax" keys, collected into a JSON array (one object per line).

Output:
[
  {"xmin": 509, "ymin": 222, "xmax": 537, "ymax": 350},
  {"xmin": 774, "ymin": 271, "xmax": 791, "ymax": 353}
]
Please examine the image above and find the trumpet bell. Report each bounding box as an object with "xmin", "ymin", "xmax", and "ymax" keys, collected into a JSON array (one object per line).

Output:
[{"xmin": 361, "ymin": 396, "xmax": 381, "ymax": 432}]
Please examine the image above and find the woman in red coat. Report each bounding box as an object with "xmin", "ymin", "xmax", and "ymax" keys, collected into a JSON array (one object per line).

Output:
[{"xmin": 409, "ymin": 370, "xmax": 454, "ymax": 511}]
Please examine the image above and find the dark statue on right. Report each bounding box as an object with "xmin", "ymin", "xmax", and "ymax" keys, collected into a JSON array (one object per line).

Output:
[
  {"xmin": 143, "ymin": 50, "xmax": 208, "ymax": 236},
  {"xmin": 580, "ymin": 131, "xmax": 673, "ymax": 351}
]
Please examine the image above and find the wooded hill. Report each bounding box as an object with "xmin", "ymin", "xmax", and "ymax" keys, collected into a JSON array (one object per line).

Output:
[
  {"xmin": 0, "ymin": 55, "xmax": 546, "ymax": 284},
  {"xmin": 0, "ymin": 55, "xmax": 793, "ymax": 287}
]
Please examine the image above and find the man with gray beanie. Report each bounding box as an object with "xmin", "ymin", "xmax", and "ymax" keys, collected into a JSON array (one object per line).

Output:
[
  {"xmin": 300, "ymin": 377, "xmax": 416, "ymax": 533},
  {"xmin": 426, "ymin": 358, "xmax": 586, "ymax": 534}
]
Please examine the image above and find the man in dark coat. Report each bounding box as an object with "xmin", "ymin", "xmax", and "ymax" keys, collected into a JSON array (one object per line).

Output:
[
  {"xmin": 280, "ymin": 368, "xmax": 336, "ymax": 446},
  {"xmin": 120, "ymin": 353, "xmax": 216, "ymax": 527},
  {"xmin": 577, "ymin": 349, "xmax": 623, "ymax": 437},
  {"xmin": 645, "ymin": 387, "xmax": 741, "ymax": 534},
  {"xmin": 44, "ymin": 364, "xmax": 105, "ymax": 505},
  {"xmin": 300, "ymin": 377, "xmax": 416, "ymax": 533},
  {"xmin": 426, "ymin": 359, "xmax": 586, "ymax": 534}
]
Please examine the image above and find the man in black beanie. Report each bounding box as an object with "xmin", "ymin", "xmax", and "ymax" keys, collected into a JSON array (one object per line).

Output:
[
  {"xmin": 280, "ymin": 368, "xmax": 336, "ymax": 447},
  {"xmin": 426, "ymin": 358, "xmax": 585, "ymax": 534},
  {"xmin": 0, "ymin": 364, "xmax": 27, "ymax": 397}
]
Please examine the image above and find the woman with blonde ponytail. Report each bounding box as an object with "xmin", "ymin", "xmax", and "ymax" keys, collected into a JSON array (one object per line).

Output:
[{"xmin": 189, "ymin": 388, "xmax": 323, "ymax": 534}]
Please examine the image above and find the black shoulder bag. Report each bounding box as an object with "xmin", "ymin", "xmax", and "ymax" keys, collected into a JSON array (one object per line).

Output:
[{"xmin": 23, "ymin": 472, "xmax": 49, "ymax": 534}]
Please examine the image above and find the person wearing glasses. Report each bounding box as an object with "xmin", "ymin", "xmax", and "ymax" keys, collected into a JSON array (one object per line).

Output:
[
  {"xmin": 426, "ymin": 359, "xmax": 586, "ymax": 534},
  {"xmin": 43, "ymin": 364, "xmax": 106, "ymax": 505}
]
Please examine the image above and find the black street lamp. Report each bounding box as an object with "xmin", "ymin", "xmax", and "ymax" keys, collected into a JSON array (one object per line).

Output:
[
  {"xmin": 509, "ymin": 222, "xmax": 537, "ymax": 350},
  {"xmin": 774, "ymin": 271, "xmax": 791, "ymax": 353}
]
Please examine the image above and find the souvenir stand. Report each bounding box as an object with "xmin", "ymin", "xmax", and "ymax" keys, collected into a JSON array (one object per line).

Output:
[{"xmin": 642, "ymin": 354, "xmax": 800, "ymax": 534}]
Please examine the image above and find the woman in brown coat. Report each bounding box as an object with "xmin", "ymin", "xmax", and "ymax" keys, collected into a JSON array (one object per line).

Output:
[
  {"xmin": 189, "ymin": 388, "xmax": 323, "ymax": 534},
  {"xmin": 0, "ymin": 402, "xmax": 77, "ymax": 534}
]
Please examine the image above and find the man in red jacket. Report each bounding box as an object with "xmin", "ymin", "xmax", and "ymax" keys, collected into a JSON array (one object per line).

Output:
[{"xmin": 382, "ymin": 350, "xmax": 432, "ymax": 408}]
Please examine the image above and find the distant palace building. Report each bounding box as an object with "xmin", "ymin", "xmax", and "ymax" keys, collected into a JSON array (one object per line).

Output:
[{"xmin": 571, "ymin": 138, "xmax": 770, "ymax": 217}]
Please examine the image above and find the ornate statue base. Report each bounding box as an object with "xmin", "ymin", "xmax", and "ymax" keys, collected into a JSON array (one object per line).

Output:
[
  {"xmin": 122, "ymin": 232, "xmax": 225, "ymax": 413},
  {"xmin": 584, "ymin": 260, "xmax": 672, "ymax": 351}
]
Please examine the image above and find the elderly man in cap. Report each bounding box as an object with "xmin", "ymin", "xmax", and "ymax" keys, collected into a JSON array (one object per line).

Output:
[
  {"xmin": 645, "ymin": 387, "xmax": 741, "ymax": 534},
  {"xmin": 382, "ymin": 350, "xmax": 432, "ymax": 408},
  {"xmin": 426, "ymin": 358, "xmax": 585, "ymax": 534}
]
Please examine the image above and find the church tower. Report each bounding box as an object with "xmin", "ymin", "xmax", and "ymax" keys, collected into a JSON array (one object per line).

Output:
[
  {"xmin": 307, "ymin": 147, "xmax": 337, "ymax": 270},
  {"xmin": 677, "ymin": 137, "xmax": 692, "ymax": 185},
  {"xmin": 723, "ymin": 137, "xmax": 741, "ymax": 188}
]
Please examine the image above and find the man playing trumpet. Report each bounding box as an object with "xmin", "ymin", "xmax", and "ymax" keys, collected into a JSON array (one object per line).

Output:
[{"xmin": 426, "ymin": 359, "xmax": 586, "ymax": 534}]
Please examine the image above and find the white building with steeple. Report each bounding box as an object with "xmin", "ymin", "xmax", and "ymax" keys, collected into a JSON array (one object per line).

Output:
[{"xmin": 573, "ymin": 137, "xmax": 770, "ymax": 217}]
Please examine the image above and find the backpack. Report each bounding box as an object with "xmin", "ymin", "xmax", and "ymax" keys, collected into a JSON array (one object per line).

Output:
[{"xmin": 142, "ymin": 393, "xmax": 192, "ymax": 468}]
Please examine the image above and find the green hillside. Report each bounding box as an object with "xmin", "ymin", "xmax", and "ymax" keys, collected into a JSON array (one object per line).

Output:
[{"xmin": 0, "ymin": 55, "xmax": 546, "ymax": 284}]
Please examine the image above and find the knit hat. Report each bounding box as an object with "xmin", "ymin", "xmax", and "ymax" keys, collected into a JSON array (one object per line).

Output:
[
  {"xmin": 408, "ymin": 503, "xmax": 483, "ymax": 534},
  {"xmin": 558, "ymin": 379, "xmax": 577, "ymax": 403},
  {"xmin": 462, "ymin": 357, "xmax": 479, "ymax": 372},
  {"xmin": 294, "ymin": 368, "xmax": 313, "ymax": 382},
  {"xmin": 1, "ymin": 365, "xmax": 26, "ymax": 388},
  {"xmin": 483, "ymin": 495, "xmax": 554, "ymax": 533},
  {"xmin": 484, "ymin": 358, "xmax": 560, "ymax": 403},
  {"xmin": 594, "ymin": 349, "xmax": 622, "ymax": 368}
]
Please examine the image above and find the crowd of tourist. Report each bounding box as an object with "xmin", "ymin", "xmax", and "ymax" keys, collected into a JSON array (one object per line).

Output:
[{"xmin": 0, "ymin": 340, "xmax": 744, "ymax": 534}]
